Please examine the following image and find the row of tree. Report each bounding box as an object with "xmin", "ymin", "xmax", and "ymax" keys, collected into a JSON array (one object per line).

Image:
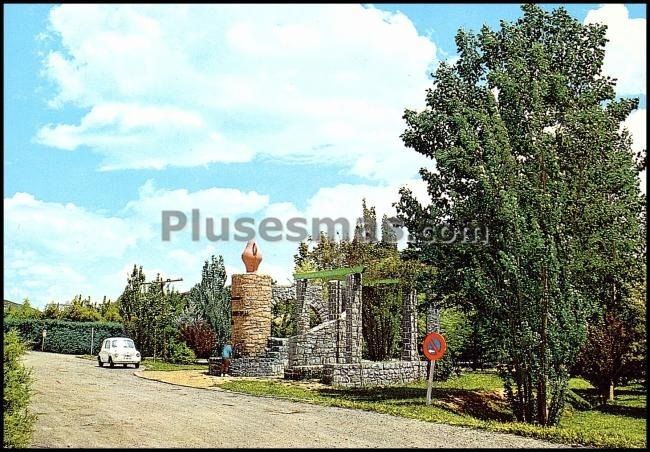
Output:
[
  {"xmin": 5, "ymin": 296, "xmax": 121, "ymax": 323},
  {"xmin": 117, "ymin": 257, "xmax": 231, "ymax": 361},
  {"xmin": 6, "ymin": 258, "xmax": 233, "ymax": 363}
]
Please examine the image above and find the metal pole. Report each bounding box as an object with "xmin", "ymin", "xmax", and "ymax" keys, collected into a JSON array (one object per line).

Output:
[
  {"xmin": 90, "ymin": 327, "xmax": 94, "ymax": 355},
  {"xmin": 426, "ymin": 360, "xmax": 435, "ymax": 405}
]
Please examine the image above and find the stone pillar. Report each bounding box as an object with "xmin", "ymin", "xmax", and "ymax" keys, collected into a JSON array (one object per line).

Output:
[
  {"xmin": 230, "ymin": 273, "xmax": 272, "ymax": 357},
  {"xmin": 401, "ymin": 287, "xmax": 418, "ymax": 361},
  {"xmin": 426, "ymin": 301, "xmax": 440, "ymax": 333},
  {"xmin": 344, "ymin": 273, "xmax": 363, "ymax": 364},
  {"xmin": 296, "ymin": 279, "xmax": 309, "ymax": 335},
  {"xmin": 328, "ymin": 280, "xmax": 345, "ymax": 363}
]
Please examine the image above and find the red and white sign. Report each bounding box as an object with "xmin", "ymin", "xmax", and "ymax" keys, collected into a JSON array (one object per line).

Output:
[{"xmin": 422, "ymin": 332, "xmax": 446, "ymax": 361}]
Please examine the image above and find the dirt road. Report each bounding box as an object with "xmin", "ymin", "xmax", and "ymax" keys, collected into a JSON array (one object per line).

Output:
[{"xmin": 24, "ymin": 351, "xmax": 563, "ymax": 448}]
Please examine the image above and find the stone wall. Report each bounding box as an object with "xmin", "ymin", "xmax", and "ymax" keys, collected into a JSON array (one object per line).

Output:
[
  {"xmin": 209, "ymin": 337, "xmax": 288, "ymax": 377},
  {"xmin": 231, "ymin": 273, "xmax": 272, "ymax": 357},
  {"xmin": 287, "ymin": 318, "xmax": 339, "ymax": 367},
  {"xmin": 229, "ymin": 356, "xmax": 284, "ymax": 377},
  {"xmin": 271, "ymin": 285, "xmax": 295, "ymax": 305},
  {"xmin": 294, "ymin": 281, "xmax": 327, "ymax": 334},
  {"xmin": 321, "ymin": 360, "xmax": 428, "ymax": 388}
]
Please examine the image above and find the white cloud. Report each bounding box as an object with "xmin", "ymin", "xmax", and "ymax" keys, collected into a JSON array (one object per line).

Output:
[
  {"xmin": 3, "ymin": 177, "xmax": 433, "ymax": 306},
  {"xmin": 37, "ymin": 4, "xmax": 437, "ymax": 182},
  {"xmin": 4, "ymin": 192, "xmax": 136, "ymax": 259},
  {"xmin": 584, "ymin": 4, "xmax": 646, "ymax": 95},
  {"xmin": 3, "ymin": 181, "xmax": 272, "ymax": 307}
]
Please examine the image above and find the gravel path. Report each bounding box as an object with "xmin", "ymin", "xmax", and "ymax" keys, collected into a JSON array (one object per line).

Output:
[{"xmin": 24, "ymin": 351, "xmax": 565, "ymax": 448}]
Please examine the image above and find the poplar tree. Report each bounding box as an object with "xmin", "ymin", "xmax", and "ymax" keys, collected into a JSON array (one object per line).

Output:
[{"xmin": 397, "ymin": 5, "xmax": 645, "ymax": 425}]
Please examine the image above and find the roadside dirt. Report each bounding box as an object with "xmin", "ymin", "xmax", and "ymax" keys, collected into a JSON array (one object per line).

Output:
[{"xmin": 24, "ymin": 351, "xmax": 566, "ymax": 448}]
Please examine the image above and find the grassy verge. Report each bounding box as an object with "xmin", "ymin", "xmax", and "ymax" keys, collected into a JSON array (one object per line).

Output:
[
  {"xmin": 76, "ymin": 354, "xmax": 208, "ymax": 371},
  {"xmin": 218, "ymin": 372, "xmax": 646, "ymax": 448}
]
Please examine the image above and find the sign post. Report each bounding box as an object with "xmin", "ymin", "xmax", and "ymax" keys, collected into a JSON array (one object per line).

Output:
[
  {"xmin": 41, "ymin": 329, "xmax": 47, "ymax": 352},
  {"xmin": 422, "ymin": 331, "xmax": 446, "ymax": 405}
]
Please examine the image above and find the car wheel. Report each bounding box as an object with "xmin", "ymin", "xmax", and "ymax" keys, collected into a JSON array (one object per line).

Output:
[
  {"xmin": 109, "ymin": 357, "xmax": 115, "ymax": 368},
  {"xmin": 135, "ymin": 363, "xmax": 140, "ymax": 369},
  {"xmin": 98, "ymin": 357, "xmax": 104, "ymax": 367}
]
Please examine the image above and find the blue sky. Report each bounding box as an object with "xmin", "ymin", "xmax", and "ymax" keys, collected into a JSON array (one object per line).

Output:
[{"xmin": 4, "ymin": 4, "xmax": 646, "ymax": 307}]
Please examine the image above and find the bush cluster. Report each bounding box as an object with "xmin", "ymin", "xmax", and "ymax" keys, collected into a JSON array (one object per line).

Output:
[
  {"xmin": 4, "ymin": 330, "xmax": 36, "ymax": 448},
  {"xmin": 167, "ymin": 339, "xmax": 196, "ymax": 364},
  {"xmin": 180, "ymin": 320, "xmax": 217, "ymax": 359}
]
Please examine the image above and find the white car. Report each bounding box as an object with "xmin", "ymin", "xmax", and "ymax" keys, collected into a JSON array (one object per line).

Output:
[{"xmin": 97, "ymin": 337, "xmax": 141, "ymax": 368}]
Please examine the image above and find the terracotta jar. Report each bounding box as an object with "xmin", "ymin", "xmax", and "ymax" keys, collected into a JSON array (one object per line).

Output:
[{"xmin": 241, "ymin": 240, "xmax": 262, "ymax": 272}]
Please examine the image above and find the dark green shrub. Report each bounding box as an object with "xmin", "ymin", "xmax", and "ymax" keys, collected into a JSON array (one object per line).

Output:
[
  {"xmin": 3, "ymin": 329, "xmax": 36, "ymax": 448},
  {"xmin": 167, "ymin": 339, "xmax": 196, "ymax": 364},
  {"xmin": 3, "ymin": 319, "xmax": 125, "ymax": 355},
  {"xmin": 565, "ymin": 388, "xmax": 592, "ymax": 411},
  {"xmin": 434, "ymin": 307, "xmax": 472, "ymax": 380}
]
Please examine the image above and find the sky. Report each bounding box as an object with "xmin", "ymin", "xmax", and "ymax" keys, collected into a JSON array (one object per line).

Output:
[{"xmin": 4, "ymin": 4, "xmax": 647, "ymax": 308}]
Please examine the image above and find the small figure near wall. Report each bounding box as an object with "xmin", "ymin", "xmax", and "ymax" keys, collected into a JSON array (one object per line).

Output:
[
  {"xmin": 242, "ymin": 240, "xmax": 262, "ymax": 272},
  {"xmin": 221, "ymin": 342, "xmax": 233, "ymax": 376}
]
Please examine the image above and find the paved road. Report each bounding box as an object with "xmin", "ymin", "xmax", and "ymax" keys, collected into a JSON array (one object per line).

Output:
[{"xmin": 24, "ymin": 352, "xmax": 564, "ymax": 448}]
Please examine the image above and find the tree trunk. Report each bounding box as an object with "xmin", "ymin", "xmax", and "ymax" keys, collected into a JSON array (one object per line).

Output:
[{"xmin": 538, "ymin": 264, "xmax": 549, "ymax": 425}]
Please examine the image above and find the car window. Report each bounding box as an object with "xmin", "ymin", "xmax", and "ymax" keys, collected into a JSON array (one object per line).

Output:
[
  {"xmin": 111, "ymin": 339, "xmax": 135, "ymax": 348},
  {"xmin": 104, "ymin": 340, "xmax": 110, "ymax": 349}
]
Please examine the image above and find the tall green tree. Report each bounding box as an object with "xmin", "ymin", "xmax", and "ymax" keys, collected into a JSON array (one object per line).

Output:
[
  {"xmin": 185, "ymin": 255, "xmax": 231, "ymax": 349},
  {"xmin": 118, "ymin": 266, "xmax": 185, "ymax": 358},
  {"xmin": 397, "ymin": 5, "xmax": 645, "ymax": 425}
]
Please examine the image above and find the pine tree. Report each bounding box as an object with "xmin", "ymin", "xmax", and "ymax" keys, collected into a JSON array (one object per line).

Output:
[{"xmin": 186, "ymin": 255, "xmax": 231, "ymax": 349}]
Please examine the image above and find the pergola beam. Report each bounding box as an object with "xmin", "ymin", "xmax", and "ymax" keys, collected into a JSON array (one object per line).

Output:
[{"xmin": 293, "ymin": 265, "xmax": 365, "ymax": 281}]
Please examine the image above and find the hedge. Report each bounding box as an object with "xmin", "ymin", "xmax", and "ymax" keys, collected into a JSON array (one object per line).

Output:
[{"xmin": 3, "ymin": 318, "xmax": 125, "ymax": 355}]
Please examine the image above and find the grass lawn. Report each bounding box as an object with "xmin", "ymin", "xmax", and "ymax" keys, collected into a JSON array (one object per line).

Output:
[
  {"xmin": 76, "ymin": 354, "xmax": 208, "ymax": 371},
  {"xmin": 218, "ymin": 371, "xmax": 646, "ymax": 448}
]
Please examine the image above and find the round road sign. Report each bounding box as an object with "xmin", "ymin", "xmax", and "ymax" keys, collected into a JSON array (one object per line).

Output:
[{"xmin": 422, "ymin": 332, "xmax": 446, "ymax": 361}]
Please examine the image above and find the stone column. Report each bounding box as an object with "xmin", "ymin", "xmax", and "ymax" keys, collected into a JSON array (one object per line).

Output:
[
  {"xmin": 344, "ymin": 273, "xmax": 363, "ymax": 364},
  {"xmin": 426, "ymin": 301, "xmax": 440, "ymax": 333},
  {"xmin": 295, "ymin": 279, "xmax": 309, "ymax": 335},
  {"xmin": 401, "ymin": 287, "xmax": 418, "ymax": 361},
  {"xmin": 328, "ymin": 280, "xmax": 345, "ymax": 363},
  {"xmin": 230, "ymin": 273, "xmax": 272, "ymax": 357}
]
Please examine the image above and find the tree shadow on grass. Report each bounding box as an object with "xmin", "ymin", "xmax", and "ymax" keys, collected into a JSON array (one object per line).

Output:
[
  {"xmin": 596, "ymin": 404, "xmax": 646, "ymax": 419},
  {"xmin": 573, "ymin": 386, "xmax": 646, "ymax": 419},
  {"xmin": 316, "ymin": 386, "xmax": 514, "ymax": 422}
]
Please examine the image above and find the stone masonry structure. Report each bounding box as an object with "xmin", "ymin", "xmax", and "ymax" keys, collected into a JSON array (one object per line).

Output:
[
  {"xmin": 212, "ymin": 266, "xmax": 428, "ymax": 387},
  {"xmin": 230, "ymin": 273, "xmax": 272, "ymax": 357},
  {"xmin": 400, "ymin": 287, "xmax": 418, "ymax": 361},
  {"xmin": 322, "ymin": 360, "xmax": 428, "ymax": 388}
]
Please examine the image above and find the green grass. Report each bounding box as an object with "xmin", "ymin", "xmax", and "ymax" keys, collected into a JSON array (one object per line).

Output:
[
  {"xmin": 76, "ymin": 354, "xmax": 208, "ymax": 371},
  {"xmin": 219, "ymin": 371, "xmax": 646, "ymax": 448}
]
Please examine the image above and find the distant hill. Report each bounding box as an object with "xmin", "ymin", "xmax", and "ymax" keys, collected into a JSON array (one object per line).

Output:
[
  {"xmin": 4, "ymin": 299, "xmax": 41, "ymax": 312},
  {"xmin": 4, "ymin": 299, "xmax": 21, "ymax": 311}
]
